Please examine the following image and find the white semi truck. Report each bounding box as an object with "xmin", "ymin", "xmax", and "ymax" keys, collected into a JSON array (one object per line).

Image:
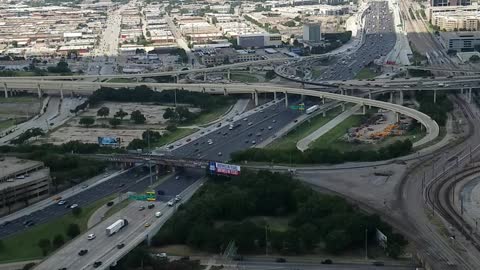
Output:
[
  {"xmin": 306, "ymin": 105, "xmax": 319, "ymax": 114},
  {"xmin": 106, "ymin": 219, "xmax": 128, "ymax": 236}
]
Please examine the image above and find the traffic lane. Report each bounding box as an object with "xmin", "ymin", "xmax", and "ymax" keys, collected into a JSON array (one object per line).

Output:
[
  {"xmin": 0, "ymin": 170, "xmax": 150, "ymax": 239},
  {"xmin": 37, "ymin": 200, "xmax": 152, "ymax": 270},
  {"xmin": 173, "ymin": 102, "xmax": 287, "ymax": 157},
  {"xmin": 155, "ymin": 169, "xmax": 204, "ymax": 202},
  {"xmin": 198, "ymin": 109, "xmax": 301, "ymax": 161}
]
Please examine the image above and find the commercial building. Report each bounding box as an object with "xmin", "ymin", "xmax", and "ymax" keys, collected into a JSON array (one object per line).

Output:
[
  {"xmin": 237, "ymin": 33, "xmax": 282, "ymax": 48},
  {"xmin": 439, "ymin": 31, "xmax": 480, "ymax": 51},
  {"xmin": 303, "ymin": 22, "xmax": 322, "ymax": 42},
  {"xmin": 431, "ymin": 0, "xmax": 470, "ymax": 6},
  {"xmin": 432, "ymin": 14, "xmax": 478, "ymax": 31},
  {"xmin": 0, "ymin": 157, "xmax": 51, "ymax": 216},
  {"xmin": 199, "ymin": 48, "xmax": 261, "ymax": 65}
]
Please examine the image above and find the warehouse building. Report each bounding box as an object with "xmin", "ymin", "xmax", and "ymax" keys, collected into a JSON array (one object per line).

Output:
[{"xmin": 237, "ymin": 33, "xmax": 282, "ymax": 48}]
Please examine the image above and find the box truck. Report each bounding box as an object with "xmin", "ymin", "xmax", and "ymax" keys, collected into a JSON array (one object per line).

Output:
[{"xmin": 106, "ymin": 219, "xmax": 128, "ymax": 236}]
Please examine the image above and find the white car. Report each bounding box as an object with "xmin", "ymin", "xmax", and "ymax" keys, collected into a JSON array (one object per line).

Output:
[
  {"xmin": 155, "ymin": 211, "xmax": 163, "ymax": 218},
  {"xmin": 167, "ymin": 200, "xmax": 175, "ymax": 207},
  {"xmin": 70, "ymin": 204, "xmax": 78, "ymax": 209},
  {"xmin": 87, "ymin": 233, "xmax": 96, "ymax": 240},
  {"xmin": 57, "ymin": 200, "xmax": 67, "ymax": 205}
]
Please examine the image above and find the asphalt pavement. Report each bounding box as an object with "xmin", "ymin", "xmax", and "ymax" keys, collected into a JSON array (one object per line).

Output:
[{"xmin": 172, "ymin": 99, "xmax": 306, "ymax": 161}]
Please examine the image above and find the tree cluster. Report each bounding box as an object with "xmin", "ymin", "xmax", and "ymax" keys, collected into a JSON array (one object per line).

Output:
[
  {"xmin": 127, "ymin": 130, "xmax": 162, "ymax": 150},
  {"xmin": 416, "ymin": 91, "xmax": 452, "ymax": 126},
  {"xmin": 88, "ymin": 86, "xmax": 230, "ymax": 112},
  {"xmin": 231, "ymin": 140, "xmax": 413, "ymax": 164},
  {"xmin": 10, "ymin": 128, "xmax": 44, "ymax": 144},
  {"xmin": 163, "ymin": 107, "xmax": 195, "ymax": 123},
  {"xmin": 47, "ymin": 61, "xmax": 71, "ymax": 74},
  {"xmin": 152, "ymin": 170, "xmax": 407, "ymax": 257}
]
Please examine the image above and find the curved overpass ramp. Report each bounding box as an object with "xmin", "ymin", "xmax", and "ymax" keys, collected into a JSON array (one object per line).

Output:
[{"xmin": 0, "ymin": 79, "xmax": 440, "ymax": 147}]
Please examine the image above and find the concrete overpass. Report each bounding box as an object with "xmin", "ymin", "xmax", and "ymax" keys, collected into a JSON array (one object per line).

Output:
[{"xmin": 0, "ymin": 79, "xmax": 440, "ymax": 147}]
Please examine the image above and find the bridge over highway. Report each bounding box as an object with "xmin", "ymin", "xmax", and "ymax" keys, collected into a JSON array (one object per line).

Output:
[{"xmin": 0, "ymin": 79, "xmax": 440, "ymax": 147}]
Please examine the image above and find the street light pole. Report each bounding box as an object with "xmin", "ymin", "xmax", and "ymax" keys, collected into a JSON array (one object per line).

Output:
[{"xmin": 365, "ymin": 228, "xmax": 368, "ymax": 260}]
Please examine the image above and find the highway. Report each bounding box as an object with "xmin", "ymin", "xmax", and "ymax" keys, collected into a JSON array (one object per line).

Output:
[
  {"xmin": 0, "ymin": 169, "xmax": 151, "ymax": 239},
  {"xmin": 278, "ymin": 1, "xmax": 396, "ymax": 82},
  {"xmin": 33, "ymin": 174, "xmax": 205, "ymax": 270}
]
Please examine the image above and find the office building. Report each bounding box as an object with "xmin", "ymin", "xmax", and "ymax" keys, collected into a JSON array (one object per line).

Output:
[
  {"xmin": 439, "ymin": 31, "xmax": 480, "ymax": 51},
  {"xmin": 303, "ymin": 22, "xmax": 322, "ymax": 43},
  {"xmin": 237, "ymin": 33, "xmax": 282, "ymax": 48},
  {"xmin": 0, "ymin": 157, "xmax": 51, "ymax": 216}
]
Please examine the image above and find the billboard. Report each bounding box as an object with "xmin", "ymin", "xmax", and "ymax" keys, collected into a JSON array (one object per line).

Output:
[
  {"xmin": 98, "ymin": 137, "xmax": 121, "ymax": 147},
  {"xmin": 208, "ymin": 162, "xmax": 241, "ymax": 176},
  {"xmin": 376, "ymin": 228, "xmax": 387, "ymax": 249}
]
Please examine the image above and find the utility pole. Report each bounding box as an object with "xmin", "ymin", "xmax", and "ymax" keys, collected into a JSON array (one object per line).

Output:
[
  {"xmin": 265, "ymin": 224, "xmax": 269, "ymax": 256},
  {"xmin": 365, "ymin": 228, "xmax": 368, "ymax": 260}
]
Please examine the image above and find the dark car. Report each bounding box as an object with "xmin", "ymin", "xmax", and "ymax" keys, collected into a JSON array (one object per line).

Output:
[
  {"xmin": 148, "ymin": 204, "xmax": 155, "ymax": 209},
  {"xmin": 117, "ymin": 243, "xmax": 125, "ymax": 249},
  {"xmin": 372, "ymin": 261, "xmax": 384, "ymax": 266},
  {"xmin": 58, "ymin": 268, "xmax": 67, "ymax": 270},
  {"xmin": 275, "ymin": 258, "xmax": 286, "ymax": 263},
  {"xmin": 78, "ymin": 249, "xmax": 88, "ymax": 256},
  {"xmin": 93, "ymin": 261, "xmax": 102, "ymax": 268},
  {"xmin": 106, "ymin": 201, "xmax": 114, "ymax": 207},
  {"xmin": 321, "ymin": 259, "xmax": 332, "ymax": 264}
]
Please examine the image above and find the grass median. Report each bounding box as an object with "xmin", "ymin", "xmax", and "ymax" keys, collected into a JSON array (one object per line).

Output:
[
  {"xmin": 354, "ymin": 68, "xmax": 377, "ymax": 80},
  {"xmin": 0, "ymin": 195, "xmax": 114, "ymax": 262},
  {"xmin": 151, "ymin": 128, "xmax": 197, "ymax": 148},
  {"xmin": 267, "ymin": 107, "xmax": 342, "ymax": 150}
]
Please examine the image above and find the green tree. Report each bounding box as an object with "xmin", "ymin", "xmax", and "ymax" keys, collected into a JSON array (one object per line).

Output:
[
  {"xmin": 127, "ymin": 138, "xmax": 148, "ymax": 150},
  {"xmin": 109, "ymin": 118, "xmax": 121, "ymax": 128},
  {"xmin": 470, "ymin": 55, "xmax": 480, "ymax": 63},
  {"xmin": 114, "ymin": 109, "xmax": 128, "ymax": 120},
  {"xmin": 130, "ymin": 110, "xmax": 146, "ymax": 124},
  {"xmin": 324, "ymin": 229, "xmax": 351, "ymax": 254},
  {"xmin": 166, "ymin": 124, "xmax": 177, "ymax": 132},
  {"xmin": 265, "ymin": 70, "xmax": 276, "ymax": 80},
  {"xmin": 72, "ymin": 206, "xmax": 82, "ymax": 217},
  {"xmin": 97, "ymin": 106, "xmax": 110, "ymax": 118},
  {"xmin": 66, "ymin": 223, "xmax": 80, "ymax": 239},
  {"xmin": 79, "ymin": 117, "xmax": 94, "ymax": 128},
  {"xmin": 52, "ymin": 234, "xmax": 65, "ymax": 249},
  {"xmin": 163, "ymin": 107, "xmax": 177, "ymax": 120},
  {"xmin": 142, "ymin": 130, "xmax": 161, "ymax": 142},
  {"xmin": 38, "ymin": 238, "xmax": 51, "ymax": 256}
]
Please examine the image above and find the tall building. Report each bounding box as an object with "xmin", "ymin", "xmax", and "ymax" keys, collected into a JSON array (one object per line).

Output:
[
  {"xmin": 303, "ymin": 23, "xmax": 322, "ymax": 43},
  {"xmin": 431, "ymin": 0, "xmax": 470, "ymax": 6}
]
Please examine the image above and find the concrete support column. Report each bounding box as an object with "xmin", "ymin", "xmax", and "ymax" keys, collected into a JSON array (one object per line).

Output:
[
  {"xmin": 175, "ymin": 75, "xmax": 179, "ymax": 84},
  {"xmin": 273, "ymin": 91, "xmax": 277, "ymax": 101},
  {"xmin": 60, "ymin": 86, "xmax": 64, "ymax": 100},
  {"xmin": 254, "ymin": 91, "xmax": 259, "ymax": 106},
  {"xmin": 461, "ymin": 88, "xmax": 464, "ymax": 95},
  {"xmin": 389, "ymin": 91, "xmax": 393, "ymax": 103},
  {"xmin": 300, "ymin": 94, "xmax": 305, "ymax": 101},
  {"xmin": 203, "ymin": 73, "xmax": 207, "ymax": 81},
  {"xmin": 322, "ymin": 96, "xmax": 325, "ymax": 104},
  {"xmin": 469, "ymin": 88, "xmax": 472, "ymax": 103},
  {"xmin": 202, "ymin": 87, "xmax": 205, "ymax": 94},
  {"xmin": 3, "ymin": 82, "xmax": 7, "ymax": 98},
  {"xmin": 284, "ymin": 91, "xmax": 288, "ymax": 108},
  {"xmin": 301, "ymin": 82, "xmax": 305, "ymax": 89},
  {"xmin": 223, "ymin": 88, "xmax": 228, "ymax": 96},
  {"xmin": 363, "ymin": 105, "xmax": 366, "ymax": 115},
  {"xmin": 396, "ymin": 112, "xmax": 400, "ymax": 123},
  {"xmin": 340, "ymin": 89, "xmax": 344, "ymax": 95},
  {"xmin": 368, "ymin": 90, "xmax": 372, "ymax": 109},
  {"xmin": 323, "ymin": 111, "xmax": 326, "ymax": 117},
  {"xmin": 341, "ymin": 103, "xmax": 345, "ymax": 112},
  {"xmin": 399, "ymin": 90, "xmax": 403, "ymax": 105},
  {"xmin": 433, "ymin": 89, "xmax": 437, "ymax": 104},
  {"xmin": 36, "ymin": 84, "xmax": 42, "ymax": 98},
  {"xmin": 227, "ymin": 69, "xmax": 231, "ymax": 80}
]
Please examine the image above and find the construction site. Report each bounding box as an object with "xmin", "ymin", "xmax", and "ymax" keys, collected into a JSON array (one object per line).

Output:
[{"xmin": 345, "ymin": 110, "xmax": 413, "ymax": 144}]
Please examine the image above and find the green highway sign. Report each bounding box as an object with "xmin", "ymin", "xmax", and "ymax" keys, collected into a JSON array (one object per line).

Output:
[{"xmin": 289, "ymin": 103, "xmax": 305, "ymax": 111}]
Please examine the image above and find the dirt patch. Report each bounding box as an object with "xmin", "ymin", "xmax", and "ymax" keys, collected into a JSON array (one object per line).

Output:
[
  {"xmin": 46, "ymin": 126, "xmax": 160, "ymax": 145},
  {"xmin": 0, "ymin": 97, "xmax": 41, "ymax": 122}
]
